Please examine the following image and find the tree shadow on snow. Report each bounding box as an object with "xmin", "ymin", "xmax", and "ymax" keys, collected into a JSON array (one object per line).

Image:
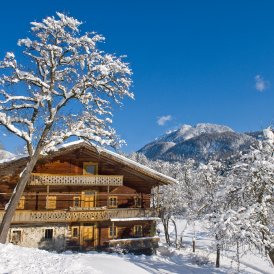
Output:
[{"xmin": 124, "ymin": 252, "xmax": 232, "ymax": 274}]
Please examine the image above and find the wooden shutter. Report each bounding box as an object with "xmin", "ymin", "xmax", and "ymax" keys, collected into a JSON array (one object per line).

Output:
[
  {"xmin": 46, "ymin": 196, "xmax": 57, "ymax": 209},
  {"xmin": 17, "ymin": 196, "xmax": 25, "ymax": 209}
]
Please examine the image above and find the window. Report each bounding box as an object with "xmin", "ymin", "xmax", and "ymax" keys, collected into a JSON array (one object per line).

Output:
[
  {"xmin": 11, "ymin": 230, "xmax": 22, "ymax": 244},
  {"xmin": 108, "ymin": 196, "xmax": 117, "ymax": 208},
  {"xmin": 17, "ymin": 196, "xmax": 25, "ymax": 209},
  {"xmin": 134, "ymin": 196, "xmax": 142, "ymax": 207},
  {"xmin": 134, "ymin": 225, "xmax": 143, "ymax": 237},
  {"xmin": 83, "ymin": 162, "xmax": 98, "ymax": 175},
  {"xmin": 73, "ymin": 196, "xmax": 80, "ymax": 207},
  {"xmin": 46, "ymin": 196, "xmax": 56, "ymax": 209},
  {"xmin": 109, "ymin": 226, "xmax": 117, "ymax": 238},
  {"xmin": 82, "ymin": 192, "xmax": 96, "ymax": 208},
  {"xmin": 45, "ymin": 229, "xmax": 53, "ymax": 240},
  {"xmin": 72, "ymin": 227, "xmax": 79, "ymax": 238}
]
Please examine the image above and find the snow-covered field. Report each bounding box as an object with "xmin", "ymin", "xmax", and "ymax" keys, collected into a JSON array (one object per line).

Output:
[{"xmin": 0, "ymin": 220, "xmax": 273, "ymax": 274}]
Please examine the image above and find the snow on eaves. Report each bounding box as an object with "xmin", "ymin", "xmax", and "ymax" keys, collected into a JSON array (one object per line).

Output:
[
  {"xmin": 55, "ymin": 140, "xmax": 178, "ymax": 184},
  {"xmin": 100, "ymin": 146, "xmax": 178, "ymax": 184},
  {"xmin": 0, "ymin": 140, "xmax": 178, "ymax": 185}
]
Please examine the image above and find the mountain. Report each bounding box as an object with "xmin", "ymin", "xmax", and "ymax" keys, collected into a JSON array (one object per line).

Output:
[
  {"xmin": 0, "ymin": 149, "xmax": 15, "ymax": 163},
  {"xmin": 138, "ymin": 123, "xmax": 258, "ymax": 163}
]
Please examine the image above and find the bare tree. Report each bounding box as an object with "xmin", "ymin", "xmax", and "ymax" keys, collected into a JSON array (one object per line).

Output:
[{"xmin": 0, "ymin": 12, "xmax": 133, "ymax": 243}]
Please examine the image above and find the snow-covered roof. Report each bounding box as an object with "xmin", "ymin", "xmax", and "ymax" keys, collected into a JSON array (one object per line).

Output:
[
  {"xmin": 59, "ymin": 140, "xmax": 178, "ymax": 185},
  {"xmin": 0, "ymin": 140, "xmax": 178, "ymax": 185}
]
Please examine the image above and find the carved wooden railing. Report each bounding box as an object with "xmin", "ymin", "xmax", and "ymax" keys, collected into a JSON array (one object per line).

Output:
[
  {"xmin": 29, "ymin": 173, "xmax": 123, "ymax": 186},
  {"xmin": 0, "ymin": 208, "xmax": 158, "ymax": 224}
]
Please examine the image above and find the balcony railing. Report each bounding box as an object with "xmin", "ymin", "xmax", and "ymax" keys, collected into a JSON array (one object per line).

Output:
[
  {"xmin": 0, "ymin": 208, "xmax": 158, "ymax": 224},
  {"xmin": 29, "ymin": 173, "xmax": 123, "ymax": 186}
]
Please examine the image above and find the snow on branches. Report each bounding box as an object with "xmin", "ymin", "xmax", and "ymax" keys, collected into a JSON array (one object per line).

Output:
[
  {"xmin": 216, "ymin": 131, "xmax": 274, "ymax": 255},
  {"xmin": 130, "ymin": 132, "xmax": 274, "ymax": 266},
  {"xmin": 0, "ymin": 12, "xmax": 133, "ymax": 156}
]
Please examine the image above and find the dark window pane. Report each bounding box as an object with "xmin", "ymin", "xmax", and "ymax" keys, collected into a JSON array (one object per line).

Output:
[
  {"xmin": 45, "ymin": 229, "xmax": 53, "ymax": 239},
  {"xmin": 74, "ymin": 197, "xmax": 80, "ymax": 207},
  {"xmin": 11, "ymin": 230, "xmax": 22, "ymax": 244},
  {"xmin": 85, "ymin": 165, "xmax": 96, "ymax": 174},
  {"xmin": 72, "ymin": 227, "xmax": 78, "ymax": 237}
]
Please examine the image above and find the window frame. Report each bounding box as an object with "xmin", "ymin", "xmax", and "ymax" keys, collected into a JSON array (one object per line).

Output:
[
  {"xmin": 46, "ymin": 195, "xmax": 57, "ymax": 209},
  {"xmin": 134, "ymin": 225, "xmax": 143, "ymax": 237},
  {"xmin": 10, "ymin": 229, "xmax": 23, "ymax": 244},
  {"xmin": 44, "ymin": 228, "xmax": 54, "ymax": 240},
  {"xmin": 108, "ymin": 196, "xmax": 118, "ymax": 208},
  {"xmin": 71, "ymin": 226, "xmax": 79, "ymax": 238},
  {"xmin": 108, "ymin": 226, "xmax": 117, "ymax": 238},
  {"xmin": 83, "ymin": 162, "xmax": 98, "ymax": 175},
  {"xmin": 17, "ymin": 196, "xmax": 25, "ymax": 209},
  {"xmin": 73, "ymin": 196, "xmax": 81, "ymax": 207},
  {"xmin": 81, "ymin": 191, "xmax": 96, "ymax": 208},
  {"xmin": 134, "ymin": 196, "xmax": 142, "ymax": 208}
]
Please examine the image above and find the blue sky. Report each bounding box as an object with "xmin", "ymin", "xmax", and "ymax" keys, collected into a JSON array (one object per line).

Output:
[{"xmin": 1, "ymin": 0, "xmax": 274, "ymax": 153}]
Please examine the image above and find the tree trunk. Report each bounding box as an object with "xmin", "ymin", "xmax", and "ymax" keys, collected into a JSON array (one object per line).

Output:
[
  {"xmin": 162, "ymin": 218, "xmax": 170, "ymax": 245},
  {"xmin": 0, "ymin": 149, "xmax": 42, "ymax": 243},
  {"xmin": 216, "ymin": 243, "xmax": 220, "ymax": 268},
  {"xmin": 268, "ymin": 249, "xmax": 274, "ymax": 266},
  {"xmin": 236, "ymin": 240, "xmax": 240, "ymax": 272},
  {"xmin": 192, "ymin": 221, "xmax": 196, "ymax": 253},
  {"xmin": 171, "ymin": 218, "xmax": 178, "ymax": 248}
]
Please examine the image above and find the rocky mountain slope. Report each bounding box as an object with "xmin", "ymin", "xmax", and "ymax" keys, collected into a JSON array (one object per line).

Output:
[{"xmin": 138, "ymin": 123, "xmax": 258, "ymax": 163}]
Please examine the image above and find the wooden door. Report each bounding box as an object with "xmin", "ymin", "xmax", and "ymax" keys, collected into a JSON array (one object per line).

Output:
[
  {"xmin": 81, "ymin": 191, "xmax": 96, "ymax": 208},
  {"xmin": 81, "ymin": 225, "xmax": 94, "ymax": 250}
]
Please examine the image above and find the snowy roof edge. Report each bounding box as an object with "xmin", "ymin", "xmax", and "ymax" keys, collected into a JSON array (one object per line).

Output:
[
  {"xmin": 0, "ymin": 140, "xmax": 178, "ymax": 185},
  {"xmin": 62, "ymin": 140, "xmax": 178, "ymax": 185}
]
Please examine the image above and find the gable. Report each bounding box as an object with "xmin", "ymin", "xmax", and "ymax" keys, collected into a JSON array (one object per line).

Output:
[{"xmin": 0, "ymin": 141, "xmax": 176, "ymax": 193}]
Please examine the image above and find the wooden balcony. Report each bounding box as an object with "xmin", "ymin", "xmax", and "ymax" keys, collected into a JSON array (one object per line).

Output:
[
  {"xmin": 0, "ymin": 208, "xmax": 158, "ymax": 224},
  {"xmin": 29, "ymin": 173, "xmax": 123, "ymax": 186}
]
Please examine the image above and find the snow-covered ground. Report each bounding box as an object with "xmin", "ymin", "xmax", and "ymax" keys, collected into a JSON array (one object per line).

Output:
[
  {"xmin": 0, "ymin": 220, "xmax": 273, "ymax": 274},
  {"xmin": 0, "ymin": 243, "xmax": 240, "ymax": 274},
  {"xmin": 166, "ymin": 219, "xmax": 274, "ymax": 274}
]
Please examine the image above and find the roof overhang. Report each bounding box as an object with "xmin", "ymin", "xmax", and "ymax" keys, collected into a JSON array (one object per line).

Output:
[{"xmin": 0, "ymin": 140, "xmax": 178, "ymax": 185}]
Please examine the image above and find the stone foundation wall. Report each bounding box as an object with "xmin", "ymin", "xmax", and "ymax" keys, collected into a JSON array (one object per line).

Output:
[
  {"xmin": 109, "ymin": 236, "xmax": 159, "ymax": 251},
  {"xmin": 8, "ymin": 224, "xmax": 67, "ymax": 251}
]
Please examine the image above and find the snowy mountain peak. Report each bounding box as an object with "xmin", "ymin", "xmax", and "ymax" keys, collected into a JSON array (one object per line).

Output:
[
  {"xmin": 0, "ymin": 149, "xmax": 15, "ymax": 163},
  {"xmin": 157, "ymin": 123, "xmax": 233, "ymax": 144},
  {"xmin": 176, "ymin": 123, "xmax": 233, "ymax": 142},
  {"xmin": 138, "ymin": 123, "xmax": 256, "ymax": 163}
]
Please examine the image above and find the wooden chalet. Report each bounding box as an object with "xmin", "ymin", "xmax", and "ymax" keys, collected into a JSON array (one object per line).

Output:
[{"xmin": 0, "ymin": 141, "xmax": 176, "ymax": 253}]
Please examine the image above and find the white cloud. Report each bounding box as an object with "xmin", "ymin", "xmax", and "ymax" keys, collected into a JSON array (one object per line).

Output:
[
  {"xmin": 157, "ymin": 115, "xmax": 172, "ymax": 126},
  {"xmin": 255, "ymin": 74, "xmax": 268, "ymax": 92}
]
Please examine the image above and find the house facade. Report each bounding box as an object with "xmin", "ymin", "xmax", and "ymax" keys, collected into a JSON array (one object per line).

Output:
[{"xmin": 0, "ymin": 141, "xmax": 176, "ymax": 253}]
